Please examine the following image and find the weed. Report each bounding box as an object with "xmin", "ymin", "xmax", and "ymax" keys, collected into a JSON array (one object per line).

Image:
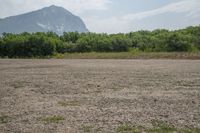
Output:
[
  {"xmin": 0, "ymin": 115, "xmax": 9, "ymax": 124},
  {"xmin": 111, "ymin": 87, "xmax": 121, "ymax": 91},
  {"xmin": 116, "ymin": 121, "xmax": 200, "ymax": 133},
  {"xmin": 41, "ymin": 115, "xmax": 65, "ymax": 123},
  {"xmin": 12, "ymin": 82, "xmax": 25, "ymax": 88},
  {"xmin": 149, "ymin": 120, "xmax": 177, "ymax": 133},
  {"xmin": 117, "ymin": 124, "xmax": 143, "ymax": 133},
  {"xmin": 81, "ymin": 126, "xmax": 93, "ymax": 132},
  {"xmin": 58, "ymin": 101, "xmax": 80, "ymax": 106}
]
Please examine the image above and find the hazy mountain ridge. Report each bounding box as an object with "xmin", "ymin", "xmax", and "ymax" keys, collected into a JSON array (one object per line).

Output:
[{"xmin": 0, "ymin": 5, "xmax": 88, "ymax": 35}]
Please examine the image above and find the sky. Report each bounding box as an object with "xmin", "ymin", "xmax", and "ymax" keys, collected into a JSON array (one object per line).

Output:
[{"xmin": 0, "ymin": 0, "xmax": 200, "ymax": 33}]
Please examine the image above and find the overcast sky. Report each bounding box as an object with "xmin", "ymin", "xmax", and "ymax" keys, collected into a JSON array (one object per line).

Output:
[{"xmin": 0, "ymin": 0, "xmax": 200, "ymax": 33}]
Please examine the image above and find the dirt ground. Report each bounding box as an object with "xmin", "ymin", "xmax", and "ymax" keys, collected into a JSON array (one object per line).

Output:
[{"xmin": 0, "ymin": 59, "xmax": 199, "ymax": 133}]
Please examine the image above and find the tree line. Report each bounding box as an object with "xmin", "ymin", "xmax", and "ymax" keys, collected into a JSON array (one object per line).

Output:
[{"xmin": 0, "ymin": 25, "xmax": 199, "ymax": 57}]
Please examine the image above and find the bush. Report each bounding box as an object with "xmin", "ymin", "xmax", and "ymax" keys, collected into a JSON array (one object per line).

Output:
[
  {"xmin": 165, "ymin": 33, "xmax": 192, "ymax": 52},
  {"xmin": 0, "ymin": 25, "xmax": 199, "ymax": 57},
  {"xmin": 111, "ymin": 37, "xmax": 131, "ymax": 52}
]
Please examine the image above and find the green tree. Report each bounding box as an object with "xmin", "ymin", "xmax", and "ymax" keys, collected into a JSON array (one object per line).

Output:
[{"xmin": 165, "ymin": 33, "xmax": 191, "ymax": 52}]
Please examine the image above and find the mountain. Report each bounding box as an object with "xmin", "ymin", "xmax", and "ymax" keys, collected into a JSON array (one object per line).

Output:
[{"xmin": 0, "ymin": 5, "xmax": 89, "ymax": 35}]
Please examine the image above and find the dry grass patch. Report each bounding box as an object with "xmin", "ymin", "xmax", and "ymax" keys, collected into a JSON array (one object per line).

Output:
[{"xmin": 55, "ymin": 52, "xmax": 200, "ymax": 59}]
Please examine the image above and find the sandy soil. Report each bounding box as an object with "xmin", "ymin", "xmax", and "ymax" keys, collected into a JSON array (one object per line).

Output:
[{"xmin": 0, "ymin": 59, "xmax": 199, "ymax": 133}]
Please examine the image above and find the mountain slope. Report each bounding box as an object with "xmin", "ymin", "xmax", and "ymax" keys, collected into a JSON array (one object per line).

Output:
[{"xmin": 0, "ymin": 5, "xmax": 88, "ymax": 35}]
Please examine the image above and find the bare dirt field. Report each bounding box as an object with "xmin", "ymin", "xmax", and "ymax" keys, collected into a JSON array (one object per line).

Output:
[{"xmin": 0, "ymin": 59, "xmax": 200, "ymax": 133}]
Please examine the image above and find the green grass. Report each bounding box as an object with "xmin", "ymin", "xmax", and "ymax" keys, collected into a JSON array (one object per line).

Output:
[
  {"xmin": 58, "ymin": 101, "xmax": 80, "ymax": 107},
  {"xmin": 53, "ymin": 51, "xmax": 200, "ymax": 59},
  {"xmin": 40, "ymin": 115, "xmax": 65, "ymax": 123},
  {"xmin": 147, "ymin": 120, "xmax": 177, "ymax": 133},
  {"xmin": 117, "ymin": 121, "xmax": 200, "ymax": 133}
]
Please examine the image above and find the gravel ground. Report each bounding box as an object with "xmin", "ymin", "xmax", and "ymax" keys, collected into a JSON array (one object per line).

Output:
[{"xmin": 0, "ymin": 59, "xmax": 200, "ymax": 133}]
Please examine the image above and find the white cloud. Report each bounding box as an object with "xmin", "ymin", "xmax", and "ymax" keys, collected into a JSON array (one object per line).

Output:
[
  {"xmin": 83, "ymin": 16, "xmax": 131, "ymax": 33},
  {"xmin": 84, "ymin": 0, "xmax": 200, "ymax": 33},
  {"xmin": 123, "ymin": 0, "xmax": 200, "ymax": 21},
  {"xmin": 0, "ymin": 0, "xmax": 111, "ymax": 18}
]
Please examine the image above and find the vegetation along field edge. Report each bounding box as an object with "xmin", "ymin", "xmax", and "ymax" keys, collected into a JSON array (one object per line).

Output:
[{"xmin": 0, "ymin": 25, "xmax": 200, "ymax": 58}]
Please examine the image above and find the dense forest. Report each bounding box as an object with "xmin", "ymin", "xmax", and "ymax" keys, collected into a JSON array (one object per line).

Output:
[{"xmin": 0, "ymin": 25, "xmax": 199, "ymax": 57}]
